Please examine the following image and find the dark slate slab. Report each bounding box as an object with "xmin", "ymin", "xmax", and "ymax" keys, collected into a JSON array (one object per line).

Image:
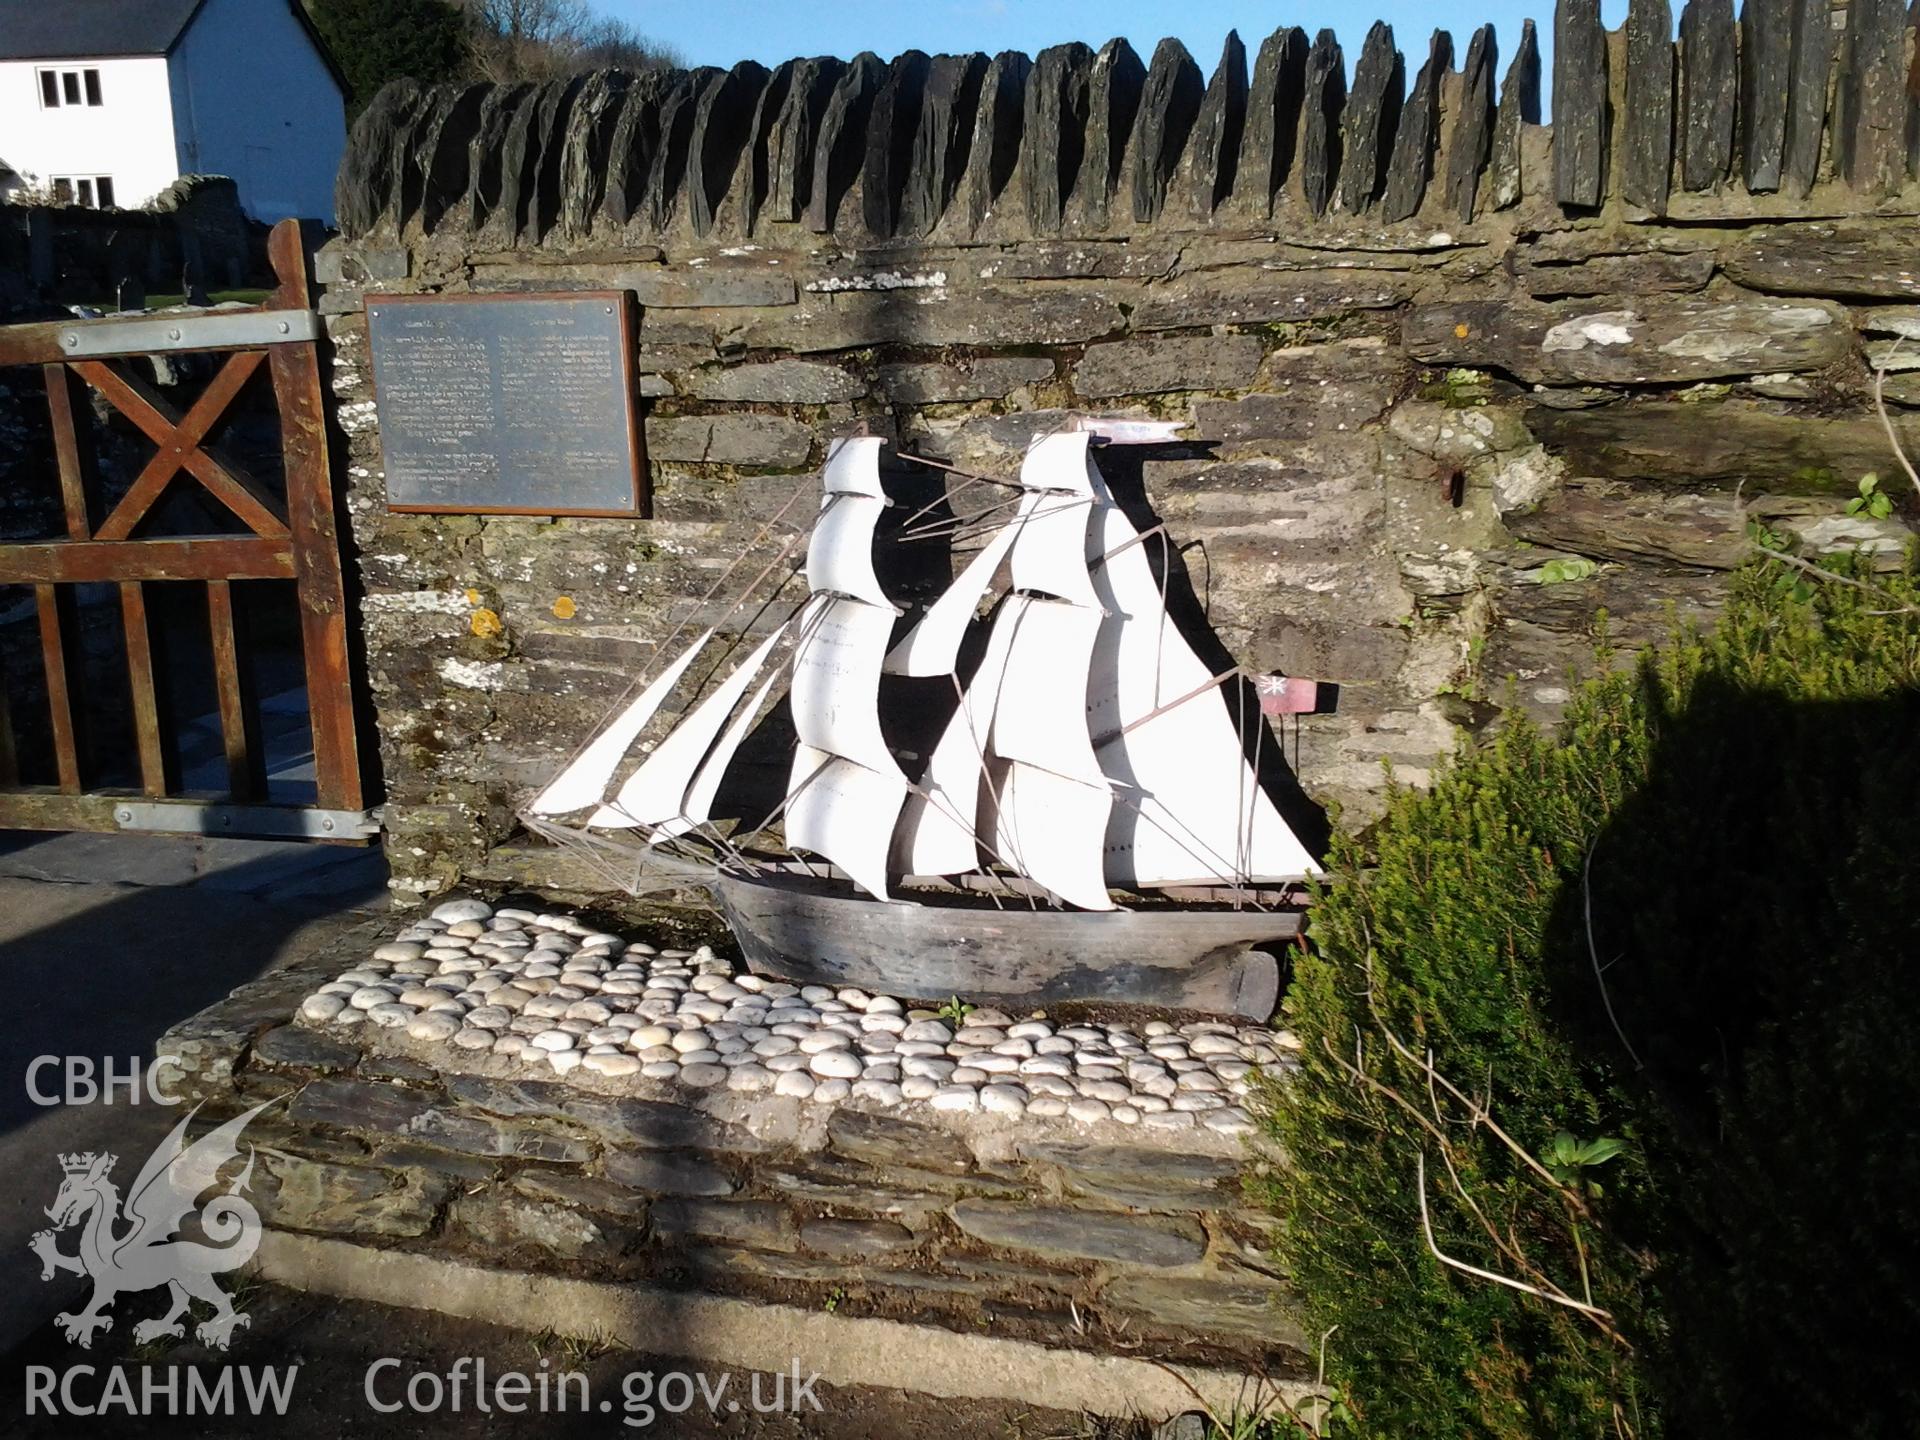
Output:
[
  {"xmin": 418, "ymin": 83, "xmax": 490, "ymax": 235},
  {"xmin": 863, "ymin": 50, "xmax": 932, "ymax": 237},
  {"xmin": 600, "ymin": 72, "xmax": 667, "ymax": 229},
  {"xmin": 1442, "ymin": 25, "xmax": 1496, "ymax": 219},
  {"xmin": 462, "ymin": 81, "xmax": 534, "ymax": 233},
  {"xmin": 735, "ymin": 59, "xmax": 796, "ymax": 237},
  {"xmin": 1382, "ymin": 28, "xmax": 1451, "ymax": 221},
  {"xmin": 523, "ymin": 75, "xmax": 588, "ymax": 243},
  {"xmin": 394, "ymin": 85, "xmax": 454, "ymax": 233},
  {"xmin": 1237, "ymin": 26, "xmax": 1308, "ymax": 217},
  {"xmin": 1552, "ymin": 0, "xmax": 1608, "ymax": 208},
  {"xmin": 491, "ymin": 80, "xmax": 549, "ymax": 241},
  {"xmin": 1782, "ymin": 0, "xmax": 1834, "ymax": 195},
  {"xmin": 557, "ymin": 72, "xmax": 629, "ymax": 238},
  {"xmin": 1680, "ymin": 0, "xmax": 1736, "ymax": 191},
  {"xmin": 1622, "ymin": 0, "xmax": 1674, "ymax": 213},
  {"xmin": 689, "ymin": 60, "xmax": 770, "ymax": 236},
  {"xmin": 903, "ymin": 52, "xmax": 987, "ymax": 236},
  {"xmin": 761, "ymin": 57, "xmax": 842, "ymax": 227},
  {"xmin": 1184, "ymin": 30, "xmax": 1249, "ymax": 219},
  {"xmin": 958, "ymin": 49, "xmax": 1030, "ymax": 233},
  {"xmin": 827, "ymin": 1108, "xmax": 973, "ymax": 1175},
  {"xmin": 1489, "ymin": 19, "xmax": 1541, "ymax": 210},
  {"xmin": 807, "ymin": 51, "xmax": 883, "ymax": 233},
  {"xmin": 1080, "ymin": 38, "xmax": 1145, "ymax": 228},
  {"xmin": 645, "ymin": 67, "xmax": 715, "ymax": 233},
  {"xmin": 1739, "ymin": 0, "xmax": 1792, "ymax": 191},
  {"xmin": 1131, "ymin": 38, "xmax": 1205, "ymax": 222},
  {"xmin": 948, "ymin": 1200, "xmax": 1207, "ymax": 1267},
  {"xmin": 335, "ymin": 79, "xmax": 427, "ymax": 238},
  {"xmin": 1341, "ymin": 21, "xmax": 1403, "ymax": 212},
  {"xmin": 1834, "ymin": 0, "xmax": 1908, "ymax": 193},
  {"xmin": 1021, "ymin": 42, "xmax": 1093, "ymax": 233},
  {"xmin": 1299, "ymin": 29, "xmax": 1346, "ymax": 215}
]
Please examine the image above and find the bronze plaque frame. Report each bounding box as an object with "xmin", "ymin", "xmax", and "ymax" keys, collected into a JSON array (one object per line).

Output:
[{"xmin": 366, "ymin": 290, "xmax": 648, "ymax": 517}]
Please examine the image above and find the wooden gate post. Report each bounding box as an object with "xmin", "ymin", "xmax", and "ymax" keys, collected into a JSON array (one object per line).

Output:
[{"xmin": 265, "ymin": 220, "xmax": 365, "ymax": 814}]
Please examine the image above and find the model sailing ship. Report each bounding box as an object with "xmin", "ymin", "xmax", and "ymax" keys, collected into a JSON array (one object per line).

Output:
[{"xmin": 523, "ymin": 426, "xmax": 1320, "ymax": 1018}]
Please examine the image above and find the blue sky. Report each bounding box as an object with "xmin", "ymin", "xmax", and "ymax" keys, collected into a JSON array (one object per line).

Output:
[{"xmin": 597, "ymin": 0, "xmax": 1635, "ymax": 87}]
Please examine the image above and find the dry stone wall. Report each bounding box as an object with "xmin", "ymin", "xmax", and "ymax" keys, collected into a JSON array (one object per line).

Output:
[{"xmin": 318, "ymin": 3, "xmax": 1920, "ymax": 905}]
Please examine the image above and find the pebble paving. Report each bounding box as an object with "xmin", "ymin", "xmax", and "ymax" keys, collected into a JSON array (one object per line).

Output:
[{"xmin": 295, "ymin": 897, "xmax": 1303, "ymax": 1136}]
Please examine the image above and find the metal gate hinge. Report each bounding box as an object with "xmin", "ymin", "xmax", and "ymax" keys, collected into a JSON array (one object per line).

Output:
[{"xmin": 112, "ymin": 801, "xmax": 380, "ymax": 840}]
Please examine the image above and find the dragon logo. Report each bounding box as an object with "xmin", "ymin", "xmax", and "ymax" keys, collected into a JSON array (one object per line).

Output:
[{"xmin": 28, "ymin": 1101, "xmax": 272, "ymax": 1350}]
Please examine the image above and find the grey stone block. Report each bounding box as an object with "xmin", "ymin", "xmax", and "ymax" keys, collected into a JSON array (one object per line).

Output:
[
  {"xmin": 1075, "ymin": 335, "xmax": 1263, "ymax": 397},
  {"xmin": 621, "ymin": 269, "xmax": 798, "ymax": 308},
  {"xmin": 948, "ymin": 1200, "xmax": 1207, "ymax": 1267},
  {"xmin": 602, "ymin": 1148, "xmax": 739, "ymax": 1197},
  {"xmin": 252, "ymin": 1026, "xmax": 359, "ymax": 1074},
  {"xmin": 683, "ymin": 359, "xmax": 865, "ymax": 402},
  {"xmin": 646, "ymin": 414, "xmax": 813, "ymax": 467},
  {"xmin": 649, "ymin": 1198, "xmax": 798, "ymax": 1250},
  {"xmin": 874, "ymin": 357, "xmax": 1054, "ymax": 402},
  {"xmin": 828, "ymin": 1109, "xmax": 974, "ymax": 1175},
  {"xmin": 257, "ymin": 1153, "xmax": 449, "ymax": 1238}
]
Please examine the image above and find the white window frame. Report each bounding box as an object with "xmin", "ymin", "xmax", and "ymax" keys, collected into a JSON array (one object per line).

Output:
[
  {"xmin": 50, "ymin": 174, "xmax": 116, "ymax": 209},
  {"xmin": 36, "ymin": 67, "xmax": 103, "ymax": 110}
]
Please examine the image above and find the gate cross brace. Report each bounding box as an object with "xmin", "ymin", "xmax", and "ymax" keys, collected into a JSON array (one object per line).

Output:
[{"xmin": 75, "ymin": 355, "xmax": 289, "ymax": 541}]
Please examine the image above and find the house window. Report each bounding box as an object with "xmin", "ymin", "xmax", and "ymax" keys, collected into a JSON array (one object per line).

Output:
[
  {"xmin": 37, "ymin": 67, "xmax": 103, "ymax": 108},
  {"xmin": 50, "ymin": 175, "xmax": 116, "ymax": 209}
]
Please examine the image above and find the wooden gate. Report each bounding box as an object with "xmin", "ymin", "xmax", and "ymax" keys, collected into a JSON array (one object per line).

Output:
[{"xmin": 0, "ymin": 219, "xmax": 373, "ymax": 841}]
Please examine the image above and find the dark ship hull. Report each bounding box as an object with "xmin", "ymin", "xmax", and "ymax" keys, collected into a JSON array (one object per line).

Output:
[{"xmin": 711, "ymin": 866, "xmax": 1303, "ymax": 1019}]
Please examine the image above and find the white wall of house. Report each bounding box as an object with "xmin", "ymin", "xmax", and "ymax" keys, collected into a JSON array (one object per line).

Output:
[
  {"xmin": 0, "ymin": 55, "xmax": 180, "ymax": 207},
  {"xmin": 169, "ymin": 0, "xmax": 345, "ymax": 224}
]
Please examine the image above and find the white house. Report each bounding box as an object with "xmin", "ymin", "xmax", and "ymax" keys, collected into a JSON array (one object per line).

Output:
[{"xmin": 0, "ymin": 0, "xmax": 348, "ymax": 222}]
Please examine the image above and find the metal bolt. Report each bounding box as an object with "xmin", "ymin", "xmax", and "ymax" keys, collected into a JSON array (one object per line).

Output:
[
  {"xmin": 167, "ymin": 328, "xmax": 181, "ymax": 341},
  {"xmin": 63, "ymin": 334, "xmax": 78, "ymax": 348},
  {"xmin": 322, "ymin": 817, "xmax": 336, "ymax": 832},
  {"xmin": 278, "ymin": 320, "xmax": 290, "ymax": 334},
  {"xmin": 115, "ymin": 809, "xmax": 132, "ymax": 824}
]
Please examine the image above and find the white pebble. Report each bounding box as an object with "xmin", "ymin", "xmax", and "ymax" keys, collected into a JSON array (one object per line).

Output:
[
  {"xmin": 930, "ymin": 1085, "xmax": 979, "ymax": 1113},
  {"xmin": 547, "ymin": 1049, "xmax": 583, "ymax": 1074},
  {"xmin": 809, "ymin": 1050, "xmax": 863, "ymax": 1079},
  {"xmin": 681, "ymin": 1063, "xmax": 726, "ymax": 1088},
  {"xmin": 813, "ymin": 1077, "xmax": 853, "ymax": 1103},
  {"xmin": 852, "ymin": 1079, "xmax": 903, "ymax": 1106},
  {"xmin": 1026, "ymin": 1095, "xmax": 1068, "ymax": 1118},
  {"xmin": 1066, "ymin": 1098, "xmax": 1111, "ymax": 1124},
  {"xmin": 300, "ymin": 994, "xmax": 346, "ymax": 1022},
  {"xmin": 407, "ymin": 1013, "xmax": 459, "ymax": 1042},
  {"xmin": 979, "ymin": 1084, "xmax": 1027, "ymax": 1115},
  {"xmin": 583, "ymin": 1052, "xmax": 641, "ymax": 1077},
  {"xmin": 531, "ymin": 1030, "xmax": 575, "ymax": 1052},
  {"xmin": 431, "ymin": 898, "xmax": 492, "ymax": 922},
  {"xmin": 774, "ymin": 1070, "xmax": 817, "ymax": 1098}
]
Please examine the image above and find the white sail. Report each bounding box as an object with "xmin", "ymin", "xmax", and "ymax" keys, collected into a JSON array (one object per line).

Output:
[
  {"xmin": 890, "ymin": 592, "xmax": 1024, "ymax": 875},
  {"xmin": 986, "ymin": 596, "xmax": 1106, "ymax": 787},
  {"xmin": 588, "ymin": 628, "xmax": 784, "ymax": 832},
  {"xmin": 671, "ymin": 669, "xmax": 781, "ymax": 841},
  {"xmin": 789, "ymin": 593, "xmax": 902, "ymax": 779},
  {"xmin": 1007, "ymin": 489, "xmax": 1100, "ymax": 608},
  {"xmin": 808, "ymin": 492, "xmax": 891, "ymax": 608},
  {"xmin": 1020, "ymin": 432, "xmax": 1098, "ymax": 494},
  {"xmin": 786, "ymin": 744, "xmax": 907, "ymax": 902},
  {"xmin": 882, "ymin": 519, "xmax": 1018, "ymax": 676},
  {"xmin": 1086, "ymin": 473, "xmax": 1319, "ymax": 884},
  {"xmin": 526, "ymin": 628, "xmax": 714, "ymax": 817},
  {"xmin": 822, "ymin": 435, "xmax": 887, "ymax": 498},
  {"xmin": 985, "ymin": 757, "xmax": 1115, "ymax": 911},
  {"xmin": 1003, "ymin": 431, "xmax": 1102, "ymax": 607}
]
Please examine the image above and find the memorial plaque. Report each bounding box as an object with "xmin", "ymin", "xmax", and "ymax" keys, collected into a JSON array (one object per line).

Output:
[{"xmin": 366, "ymin": 291, "xmax": 647, "ymax": 516}]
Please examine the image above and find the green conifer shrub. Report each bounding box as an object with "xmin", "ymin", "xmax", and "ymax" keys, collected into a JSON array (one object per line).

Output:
[{"xmin": 1253, "ymin": 553, "xmax": 1920, "ymax": 1440}]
